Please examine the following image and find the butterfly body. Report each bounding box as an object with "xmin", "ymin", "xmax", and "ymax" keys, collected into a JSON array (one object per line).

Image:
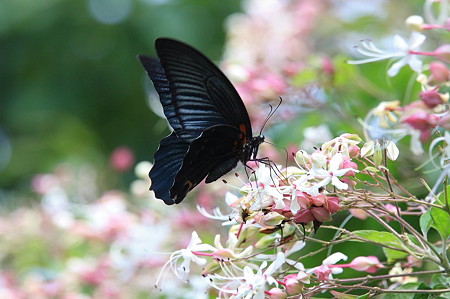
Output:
[{"xmin": 138, "ymin": 38, "xmax": 263, "ymax": 205}]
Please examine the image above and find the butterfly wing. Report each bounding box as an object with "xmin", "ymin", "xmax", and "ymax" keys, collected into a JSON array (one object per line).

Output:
[
  {"xmin": 148, "ymin": 132, "xmax": 190, "ymax": 205},
  {"xmin": 170, "ymin": 125, "xmax": 244, "ymax": 203},
  {"xmin": 138, "ymin": 38, "xmax": 254, "ymax": 204}
]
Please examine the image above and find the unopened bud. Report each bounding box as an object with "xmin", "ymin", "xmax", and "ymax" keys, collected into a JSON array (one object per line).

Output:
[
  {"xmin": 349, "ymin": 256, "xmax": 383, "ymax": 273},
  {"xmin": 433, "ymin": 44, "xmax": 450, "ymax": 63},
  {"xmin": 420, "ymin": 90, "xmax": 445, "ymax": 108},
  {"xmin": 294, "ymin": 150, "xmax": 310, "ymax": 167},
  {"xmin": 429, "ymin": 61, "xmax": 450, "ymax": 84},
  {"xmin": 405, "ymin": 15, "xmax": 424, "ymax": 31},
  {"xmin": 262, "ymin": 211, "xmax": 285, "ymax": 226},
  {"xmin": 267, "ymin": 288, "xmax": 287, "ymax": 299},
  {"xmin": 283, "ymin": 274, "xmax": 303, "ymax": 295}
]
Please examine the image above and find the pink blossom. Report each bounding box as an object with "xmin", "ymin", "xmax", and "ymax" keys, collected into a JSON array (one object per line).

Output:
[
  {"xmin": 420, "ymin": 90, "xmax": 444, "ymax": 108},
  {"xmin": 349, "ymin": 208, "xmax": 369, "ymax": 220},
  {"xmin": 402, "ymin": 111, "xmax": 438, "ymax": 131},
  {"xmin": 340, "ymin": 156, "xmax": 358, "ymax": 176},
  {"xmin": 31, "ymin": 174, "xmax": 59, "ymax": 194},
  {"xmin": 348, "ymin": 145, "xmax": 361, "ymax": 159},
  {"xmin": 429, "ymin": 61, "xmax": 450, "ymax": 84},
  {"xmin": 282, "ymin": 273, "xmax": 303, "ymax": 295},
  {"xmin": 313, "ymin": 265, "xmax": 332, "ymax": 281},
  {"xmin": 266, "ymin": 287, "xmax": 287, "ymax": 299},
  {"xmin": 293, "ymin": 193, "xmax": 339, "ymax": 224},
  {"xmin": 321, "ymin": 56, "xmax": 335, "ymax": 76},
  {"xmin": 109, "ymin": 146, "xmax": 134, "ymax": 172},
  {"xmin": 401, "ymin": 111, "xmax": 439, "ymax": 141},
  {"xmin": 433, "ymin": 44, "xmax": 450, "ymax": 63},
  {"xmin": 293, "ymin": 208, "xmax": 316, "ymax": 224},
  {"xmin": 383, "ymin": 203, "xmax": 399, "ymax": 222},
  {"xmin": 348, "ymin": 256, "xmax": 383, "ymax": 273}
]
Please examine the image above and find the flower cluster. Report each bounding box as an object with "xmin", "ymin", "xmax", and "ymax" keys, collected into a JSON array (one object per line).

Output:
[{"xmin": 221, "ymin": 0, "xmax": 329, "ymax": 125}]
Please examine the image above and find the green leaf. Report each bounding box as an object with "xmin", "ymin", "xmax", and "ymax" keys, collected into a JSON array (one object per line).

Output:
[
  {"xmin": 383, "ymin": 247, "xmax": 409, "ymax": 261},
  {"xmin": 364, "ymin": 166, "xmax": 380, "ymax": 173},
  {"xmin": 437, "ymin": 184, "xmax": 450, "ymax": 209},
  {"xmin": 350, "ymin": 230, "xmax": 413, "ymax": 262},
  {"xmin": 430, "ymin": 207, "xmax": 450, "ymax": 240},
  {"xmin": 419, "ymin": 209, "xmax": 432, "ymax": 236},
  {"xmin": 412, "ymin": 283, "xmax": 431, "ymax": 299},
  {"xmin": 352, "ymin": 230, "xmax": 404, "ymax": 248}
]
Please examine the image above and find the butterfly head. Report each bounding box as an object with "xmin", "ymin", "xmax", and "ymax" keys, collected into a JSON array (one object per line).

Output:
[{"xmin": 245, "ymin": 134, "xmax": 265, "ymax": 161}]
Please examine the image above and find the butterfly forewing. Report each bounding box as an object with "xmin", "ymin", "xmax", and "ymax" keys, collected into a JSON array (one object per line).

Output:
[{"xmin": 154, "ymin": 38, "xmax": 252, "ymax": 137}]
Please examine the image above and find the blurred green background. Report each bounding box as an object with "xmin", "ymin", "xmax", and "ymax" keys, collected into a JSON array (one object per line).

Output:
[{"xmin": 0, "ymin": 0, "xmax": 241, "ymax": 192}]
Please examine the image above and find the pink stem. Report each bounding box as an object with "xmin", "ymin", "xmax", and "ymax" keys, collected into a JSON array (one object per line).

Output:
[{"xmin": 191, "ymin": 251, "xmax": 213, "ymax": 257}]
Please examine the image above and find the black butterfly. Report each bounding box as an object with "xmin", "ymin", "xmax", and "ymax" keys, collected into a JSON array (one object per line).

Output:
[{"xmin": 138, "ymin": 38, "xmax": 264, "ymax": 205}]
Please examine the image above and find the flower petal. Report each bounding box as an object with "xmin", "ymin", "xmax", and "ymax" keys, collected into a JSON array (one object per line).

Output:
[
  {"xmin": 393, "ymin": 35, "xmax": 408, "ymax": 51},
  {"xmin": 409, "ymin": 32, "xmax": 426, "ymax": 49},
  {"xmin": 387, "ymin": 57, "xmax": 407, "ymax": 76},
  {"xmin": 331, "ymin": 176, "xmax": 348, "ymax": 190},
  {"xmin": 407, "ymin": 55, "xmax": 423, "ymax": 73},
  {"xmin": 323, "ymin": 252, "xmax": 348, "ymax": 265}
]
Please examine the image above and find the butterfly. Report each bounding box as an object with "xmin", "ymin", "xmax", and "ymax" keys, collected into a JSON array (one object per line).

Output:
[{"xmin": 138, "ymin": 38, "xmax": 264, "ymax": 205}]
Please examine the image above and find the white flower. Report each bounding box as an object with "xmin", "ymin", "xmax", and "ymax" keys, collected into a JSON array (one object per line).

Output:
[
  {"xmin": 196, "ymin": 200, "xmax": 238, "ymax": 226},
  {"xmin": 235, "ymin": 252, "xmax": 285, "ymax": 299},
  {"xmin": 304, "ymin": 153, "xmax": 357, "ymax": 196},
  {"xmin": 348, "ymin": 32, "xmax": 426, "ymax": 76},
  {"xmin": 206, "ymin": 252, "xmax": 285, "ymax": 299},
  {"xmin": 309, "ymin": 252, "xmax": 348, "ymax": 280},
  {"xmin": 155, "ymin": 231, "xmax": 216, "ymax": 288},
  {"xmin": 239, "ymin": 164, "xmax": 284, "ymax": 211}
]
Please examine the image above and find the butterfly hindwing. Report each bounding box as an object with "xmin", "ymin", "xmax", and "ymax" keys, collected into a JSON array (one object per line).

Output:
[
  {"xmin": 170, "ymin": 125, "xmax": 244, "ymax": 203},
  {"xmin": 149, "ymin": 132, "xmax": 190, "ymax": 205}
]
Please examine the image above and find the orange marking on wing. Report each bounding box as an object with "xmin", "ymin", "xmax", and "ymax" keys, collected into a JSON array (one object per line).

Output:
[{"xmin": 239, "ymin": 123, "xmax": 247, "ymax": 144}]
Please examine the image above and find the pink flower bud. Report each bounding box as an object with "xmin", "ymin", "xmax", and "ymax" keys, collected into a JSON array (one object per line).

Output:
[
  {"xmin": 325, "ymin": 196, "xmax": 340, "ymax": 214},
  {"xmin": 349, "ymin": 256, "xmax": 383, "ymax": 273},
  {"xmin": 433, "ymin": 44, "xmax": 450, "ymax": 63},
  {"xmin": 110, "ymin": 146, "xmax": 134, "ymax": 172},
  {"xmin": 340, "ymin": 157, "xmax": 358, "ymax": 176},
  {"xmin": 321, "ymin": 56, "xmax": 334, "ymax": 76},
  {"xmin": 294, "ymin": 209, "xmax": 315, "ymax": 224},
  {"xmin": 313, "ymin": 265, "xmax": 332, "ymax": 281},
  {"xmin": 402, "ymin": 111, "xmax": 439, "ymax": 131},
  {"xmin": 311, "ymin": 207, "xmax": 331, "ymax": 222},
  {"xmin": 349, "ymin": 208, "xmax": 368, "ymax": 220},
  {"xmin": 420, "ymin": 90, "xmax": 444, "ymax": 108},
  {"xmin": 348, "ymin": 145, "xmax": 361, "ymax": 159},
  {"xmin": 267, "ymin": 287, "xmax": 287, "ymax": 299},
  {"xmin": 429, "ymin": 61, "xmax": 450, "ymax": 84},
  {"xmin": 282, "ymin": 274, "xmax": 303, "ymax": 295}
]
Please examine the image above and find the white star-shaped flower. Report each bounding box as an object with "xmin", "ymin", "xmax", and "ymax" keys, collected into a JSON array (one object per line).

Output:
[{"xmin": 348, "ymin": 32, "xmax": 426, "ymax": 77}]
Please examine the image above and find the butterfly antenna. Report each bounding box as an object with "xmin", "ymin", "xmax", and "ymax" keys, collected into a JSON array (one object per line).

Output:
[
  {"xmin": 264, "ymin": 141, "xmax": 289, "ymax": 182},
  {"xmin": 259, "ymin": 97, "xmax": 283, "ymax": 135}
]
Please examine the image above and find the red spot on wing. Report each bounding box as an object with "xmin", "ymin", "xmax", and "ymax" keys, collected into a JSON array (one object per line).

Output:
[{"xmin": 239, "ymin": 123, "xmax": 247, "ymax": 145}]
